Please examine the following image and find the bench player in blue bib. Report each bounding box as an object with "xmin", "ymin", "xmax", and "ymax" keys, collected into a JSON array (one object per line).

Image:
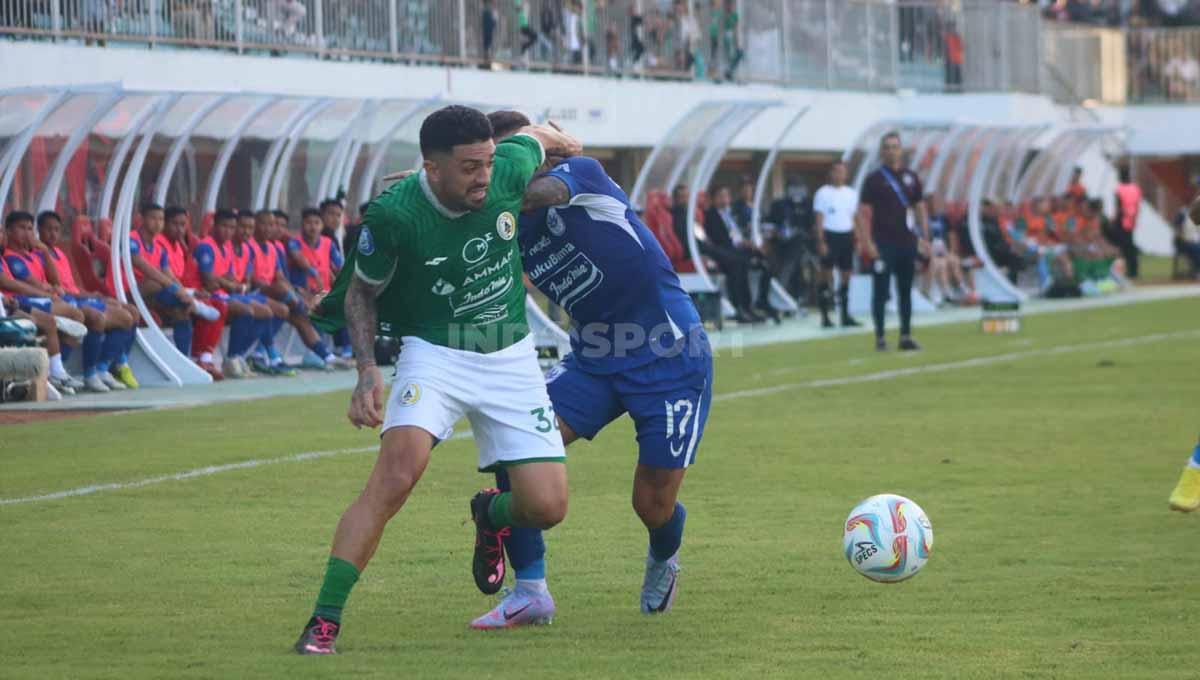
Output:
[{"xmin": 469, "ymin": 112, "xmax": 713, "ymax": 629}]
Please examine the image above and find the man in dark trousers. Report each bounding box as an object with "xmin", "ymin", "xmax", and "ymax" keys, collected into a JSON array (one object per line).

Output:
[
  {"xmin": 855, "ymin": 131, "xmax": 930, "ymax": 351},
  {"xmin": 703, "ymin": 186, "xmax": 779, "ymax": 323}
]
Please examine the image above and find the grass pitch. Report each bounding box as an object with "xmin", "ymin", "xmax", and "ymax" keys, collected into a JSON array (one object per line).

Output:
[{"xmin": 3, "ymin": 296, "xmax": 1199, "ymax": 679}]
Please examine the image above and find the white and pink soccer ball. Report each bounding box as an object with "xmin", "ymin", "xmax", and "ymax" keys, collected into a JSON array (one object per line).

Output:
[{"xmin": 842, "ymin": 494, "xmax": 933, "ymax": 583}]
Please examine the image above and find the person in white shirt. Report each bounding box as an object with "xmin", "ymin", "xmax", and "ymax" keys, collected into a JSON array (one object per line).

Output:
[{"xmin": 813, "ymin": 160, "xmax": 861, "ymax": 328}]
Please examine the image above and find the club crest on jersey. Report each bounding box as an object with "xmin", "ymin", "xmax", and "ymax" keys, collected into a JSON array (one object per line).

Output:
[
  {"xmin": 398, "ymin": 382, "xmax": 421, "ymax": 407},
  {"xmin": 358, "ymin": 227, "xmax": 376, "ymax": 256},
  {"xmin": 496, "ymin": 211, "xmax": 516, "ymax": 241},
  {"xmin": 463, "ymin": 235, "xmax": 492, "ymax": 264},
  {"xmin": 546, "ymin": 208, "xmax": 566, "ymax": 237}
]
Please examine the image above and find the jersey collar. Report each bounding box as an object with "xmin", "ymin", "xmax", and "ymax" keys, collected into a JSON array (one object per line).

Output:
[{"xmin": 419, "ymin": 169, "xmax": 469, "ymax": 220}]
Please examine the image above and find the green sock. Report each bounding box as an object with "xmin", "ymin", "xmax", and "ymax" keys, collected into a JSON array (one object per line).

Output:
[
  {"xmin": 312, "ymin": 556, "xmax": 360, "ymax": 623},
  {"xmin": 487, "ymin": 491, "xmax": 515, "ymax": 529}
]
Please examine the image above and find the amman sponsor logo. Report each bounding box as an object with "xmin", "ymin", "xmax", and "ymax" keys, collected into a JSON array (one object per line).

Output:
[{"xmin": 462, "ymin": 250, "xmax": 514, "ymax": 286}]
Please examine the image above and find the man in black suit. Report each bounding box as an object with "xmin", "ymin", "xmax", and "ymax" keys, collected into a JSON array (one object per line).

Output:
[{"xmin": 702, "ymin": 186, "xmax": 778, "ymax": 323}]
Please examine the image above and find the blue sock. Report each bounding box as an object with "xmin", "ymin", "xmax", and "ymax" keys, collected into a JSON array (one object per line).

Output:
[
  {"xmin": 228, "ymin": 316, "xmax": 254, "ymax": 357},
  {"xmin": 119, "ymin": 327, "xmax": 135, "ymax": 365},
  {"xmin": 1190, "ymin": 441, "xmax": 1200, "ymax": 469},
  {"xmin": 258, "ymin": 318, "xmax": 278, "ymax": 360},
  {"xmin": 495, "ymin": 469, "xmax": 546, "ymax": 581},
  {"xmin": 648, "ymin": 502, "xmax": 686, "ymax": 562},
  {"xmin": 333, "ymin": 328, "xmax": 350, "ymax": 352},
  {"xmin": 310, "ymin": 340, "xmax": 332, "ymax": 359},
  {"xmin": 62, "ymin": 344, "xmax": 74, "ymax": 363},
  {"xmin": 172, "ymin": 320, "xmax": 193, "ymax": 356},
  {"xmin": 101, "ymin": 328, "xmax": 129, "ymax": 368},
  {"xmin": 82, "ymin": 330, "xmax": 104, "ymax": 377}
]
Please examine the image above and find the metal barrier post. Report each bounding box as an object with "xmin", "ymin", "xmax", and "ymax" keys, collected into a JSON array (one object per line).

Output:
[
  {"xmin": 315, "ymin": 0, "xmax": 324, "ymax": 56},
  {"xmin": 458, "ymin": 0, "xmax": 467, "ymax": 61},
  {"xmin": 389, "ymin": 0, "xmax": 398, "ymax": 57},
  {"xmin": 825, "ymin": 0, "xmax": 834, "ymax": 88},
  {"xmin": 235, "ymin": 0, "xmax": 244, "ymax": 53},
  {"xmin": 51, "ymin": 0, "xmax": 62, "ymax": 38},
  {"xmin": 582, "ymin": 0, "xmax": 591, "ymax": 76},
  {"xmin": 150, "ymin": 0, "xmax": 159, "ymax": 46}
]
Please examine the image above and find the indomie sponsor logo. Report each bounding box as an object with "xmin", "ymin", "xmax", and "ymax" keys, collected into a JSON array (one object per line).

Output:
[
  {"xmin": 448, "ymin": 276, "xmax": 513, "ymax": 317},
  {"xmin": 547, "ymin": 262, "xmax": 593, "ymax": 299}
]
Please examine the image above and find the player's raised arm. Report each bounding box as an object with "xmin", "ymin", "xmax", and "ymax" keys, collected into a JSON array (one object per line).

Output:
[
  {"xmin": 522, "ymin": 175, "xmax": 571, "ymax": 213},
  {"xmin": 513, "ymin": 122, "xmax": 582, "ymax": 162}
]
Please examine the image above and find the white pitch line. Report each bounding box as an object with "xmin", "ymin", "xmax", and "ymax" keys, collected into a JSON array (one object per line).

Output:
[{"xmin": 3, "ymin": 329, "xmax": 1197, "ymax": 507}]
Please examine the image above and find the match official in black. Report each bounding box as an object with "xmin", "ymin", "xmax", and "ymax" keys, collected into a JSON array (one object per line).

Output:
[{"xmin": 855, "ymin": 131, "xmax": 930, "ymax": 352}]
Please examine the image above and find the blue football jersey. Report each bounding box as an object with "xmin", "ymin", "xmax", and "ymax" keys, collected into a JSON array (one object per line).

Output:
[{"xmin": 518, "ymin": 156, "xmax": 704, "ymax": 374}]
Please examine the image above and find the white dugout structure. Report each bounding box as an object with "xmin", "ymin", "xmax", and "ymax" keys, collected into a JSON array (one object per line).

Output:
[{"xmin": 0, "ymin": 88, "xmax": 1159, "ymax": 388}]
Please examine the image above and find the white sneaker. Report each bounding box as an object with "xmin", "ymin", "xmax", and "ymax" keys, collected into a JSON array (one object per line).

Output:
[
  {"xmin": 99, "ymin": 371, "xmax": 127, "ymax": 390},
  {"xmin": 237, "ymin": 356, "xmax": 255, "ymax": 377},
  {"xmin": 49, "ymin": 375, "xmax": 77, "ymax": 396},
  {"xmin": 83, "ymin": 374, "xmax": 110, "ymax": 393},
  {"xmin": 193, "ymin": 300, "xmax": 221, "ymax": 321},
  {"xmin": 46, "ymin": 382, "xmax": 63, "ymax": 401},
  {"xmin": 223, "ymin": 357, "xmax": 245, "ymax": 379}
]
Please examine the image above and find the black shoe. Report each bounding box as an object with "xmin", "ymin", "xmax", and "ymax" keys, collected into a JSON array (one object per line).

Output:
[
  {"xmin": 755, "ymin": 305, "xmax": 781, "ymax": 325},
  {"xmin": 875, "ymin": 337, "xmax": 888, "ymax": 352},
  {"xmin": 470, "ymin": 488, "xmax": 509, "ymax": 595},
  {"xmin": 733, "ymin": 308, "xmax": 762, "ymax": 324},
  {"xmin": 821, "ymin": 316, "xmax": 835, "ymax": 329},
  {"xmin": 294, "ymin": 616, "xmax": 340, "ymax": 655},
  {"xmin": 841, "ymin": 316, "xmax": 862, "ymax": 328},
  {"xmin": 898, "ymin": 336, "xmax": 921, "ymax": 352}
]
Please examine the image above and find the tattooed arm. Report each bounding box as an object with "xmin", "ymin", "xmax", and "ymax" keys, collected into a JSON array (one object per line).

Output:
[
  {"xmin": 345, "ymin": 273, "xmax": 385, "ymax": 428},
  {"xmin": 522, "ymin": 175, "xmax": 571, "ymax": 213}
]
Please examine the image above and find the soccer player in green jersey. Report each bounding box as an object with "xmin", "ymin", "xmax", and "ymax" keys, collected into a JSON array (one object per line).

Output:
[{"xmin": 294, "ymin": 105, "xmax": 581, "ymax": 654}]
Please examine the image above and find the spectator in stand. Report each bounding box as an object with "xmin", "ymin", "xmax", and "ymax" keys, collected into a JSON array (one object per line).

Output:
[
  {"xmin": 0, "ymin": 215, "xmax": 83, "ymax": 395},
  {"xmin": 482, "ymin": 0, "xmax": 498, "ymax": 66},
  {"xmin": 702, "ymin": 185, "xmax": 780, "ymax": 323},
  {"xmin": 5, "ymin": 210, "xmax": 134, "ymax": 392},
  {"xmin": 944, "ymin": 21, "xmax": 964, "ymax": 89},
  {"xmin": 676, "ymin": 0, "xmax": 701, "ymax": 75},
  {"xmin": 1164, "ymin": 46, "xmax": 1200, "ymax": 100},
  {"xmin": 720, "ymin": 0, "xmax": 744, "ymax": 81},
  {"xmin": 856, "ymin": 130, "xmax": 930, "ymax": 352},
  {"xmin": 630, "ymin": 5, "xmax": 646, "ymax": 70},
  {"xmin": 162, "ymin": 206, "xmax": 226, "ymax": 380},
  {"xmin": 1112, "ymin": 165, "xmax": 1142, "ymax": 278},
  {"xmin": 514, "ymin": 1, "xmax": 538, "ymax": 66},
  {"xmin": 540, "ymin": 1, "xmax": 561, "ymax": 62},
  {"xmin": 319, "ymin": 198, "xmax": 343, "ymax": 241},
  {"xmin": 563, "ymin": 0, "xmax": 583, "ymax": 65},
  {"xmin": 813, "ymin": 161, "xmax": 861, "ymax": 327}
]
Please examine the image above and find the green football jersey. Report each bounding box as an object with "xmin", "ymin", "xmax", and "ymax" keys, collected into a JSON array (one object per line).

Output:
[{"xmin": 351, "ymin": 133, "xmax": 544, "ymax": 353}]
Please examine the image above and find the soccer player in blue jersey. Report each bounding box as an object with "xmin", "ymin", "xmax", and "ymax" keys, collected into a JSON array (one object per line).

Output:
[{"xmin": 470, "ymin": 112, "xmax": 713, "ymax": 628}]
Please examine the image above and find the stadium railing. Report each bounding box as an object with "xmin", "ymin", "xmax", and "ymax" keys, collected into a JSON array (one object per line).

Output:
[{"xmin": 0, "ymin": 0, "xmax": 1045, "ymax": 95}]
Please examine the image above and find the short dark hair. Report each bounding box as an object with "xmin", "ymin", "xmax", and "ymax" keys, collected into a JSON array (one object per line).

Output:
[
  {"xmin": 880, "ymin": 130, "xmax": 902, "ymax": 146},
  {"xmin": 487, "ymin": 110, "xmax": 532, "ymax": 140},
  {"xmin": 301, "ymin": 208, "xmax": 321, "ymax": 220},
  {"xmin": 36, "ymin": 210, "xmax": 62, "ymax": 228},
  {"xmin": 273, "ymin": 209, "xmax": 288, "ymax": 221},
  {"xmin": 165, "ymin": 206, "xmax": 187, "ymax": 222},
  {"xmin": 237, "ymin": 209, "xmax": 255, "ymax": 220},
  {"xmin": 140, "ymin": 201, "xmax": 164, "ymax": 216},
  {"xmin": 256, "ymin": 209, "xmax": 274, "ymax": 220},
  {"xmin": 5, "ymin": 210, "xmax": 34, "ymax": 229},
  {"xmin": 1118, "ymin": 166, "xmax": 1131, "ymax": 183},
  {"xmin": 214, "ymin": 208, "xmax": 238, "ymax": 223},
  {"xmin": 319, "ymin": 199, "xmax": 342, "ymax": 213},
  {"xmin": 420, "ymin": 105, "xmax": 493, "ymax": 157}
]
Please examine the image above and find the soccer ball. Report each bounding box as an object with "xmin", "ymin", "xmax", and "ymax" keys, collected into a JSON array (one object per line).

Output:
[{"xmin": 842, "ymin": 494, "xmax": 933, "ymax": 583}]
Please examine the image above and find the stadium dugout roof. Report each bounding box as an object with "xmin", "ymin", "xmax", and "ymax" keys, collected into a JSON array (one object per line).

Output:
[
  {"xmin": 843, "ymin": 119, "xmax": 1126, "ymax": 302},
  {"xmin": 0, "ymin": 86, "xmax": 570, "ymax": 388}
]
